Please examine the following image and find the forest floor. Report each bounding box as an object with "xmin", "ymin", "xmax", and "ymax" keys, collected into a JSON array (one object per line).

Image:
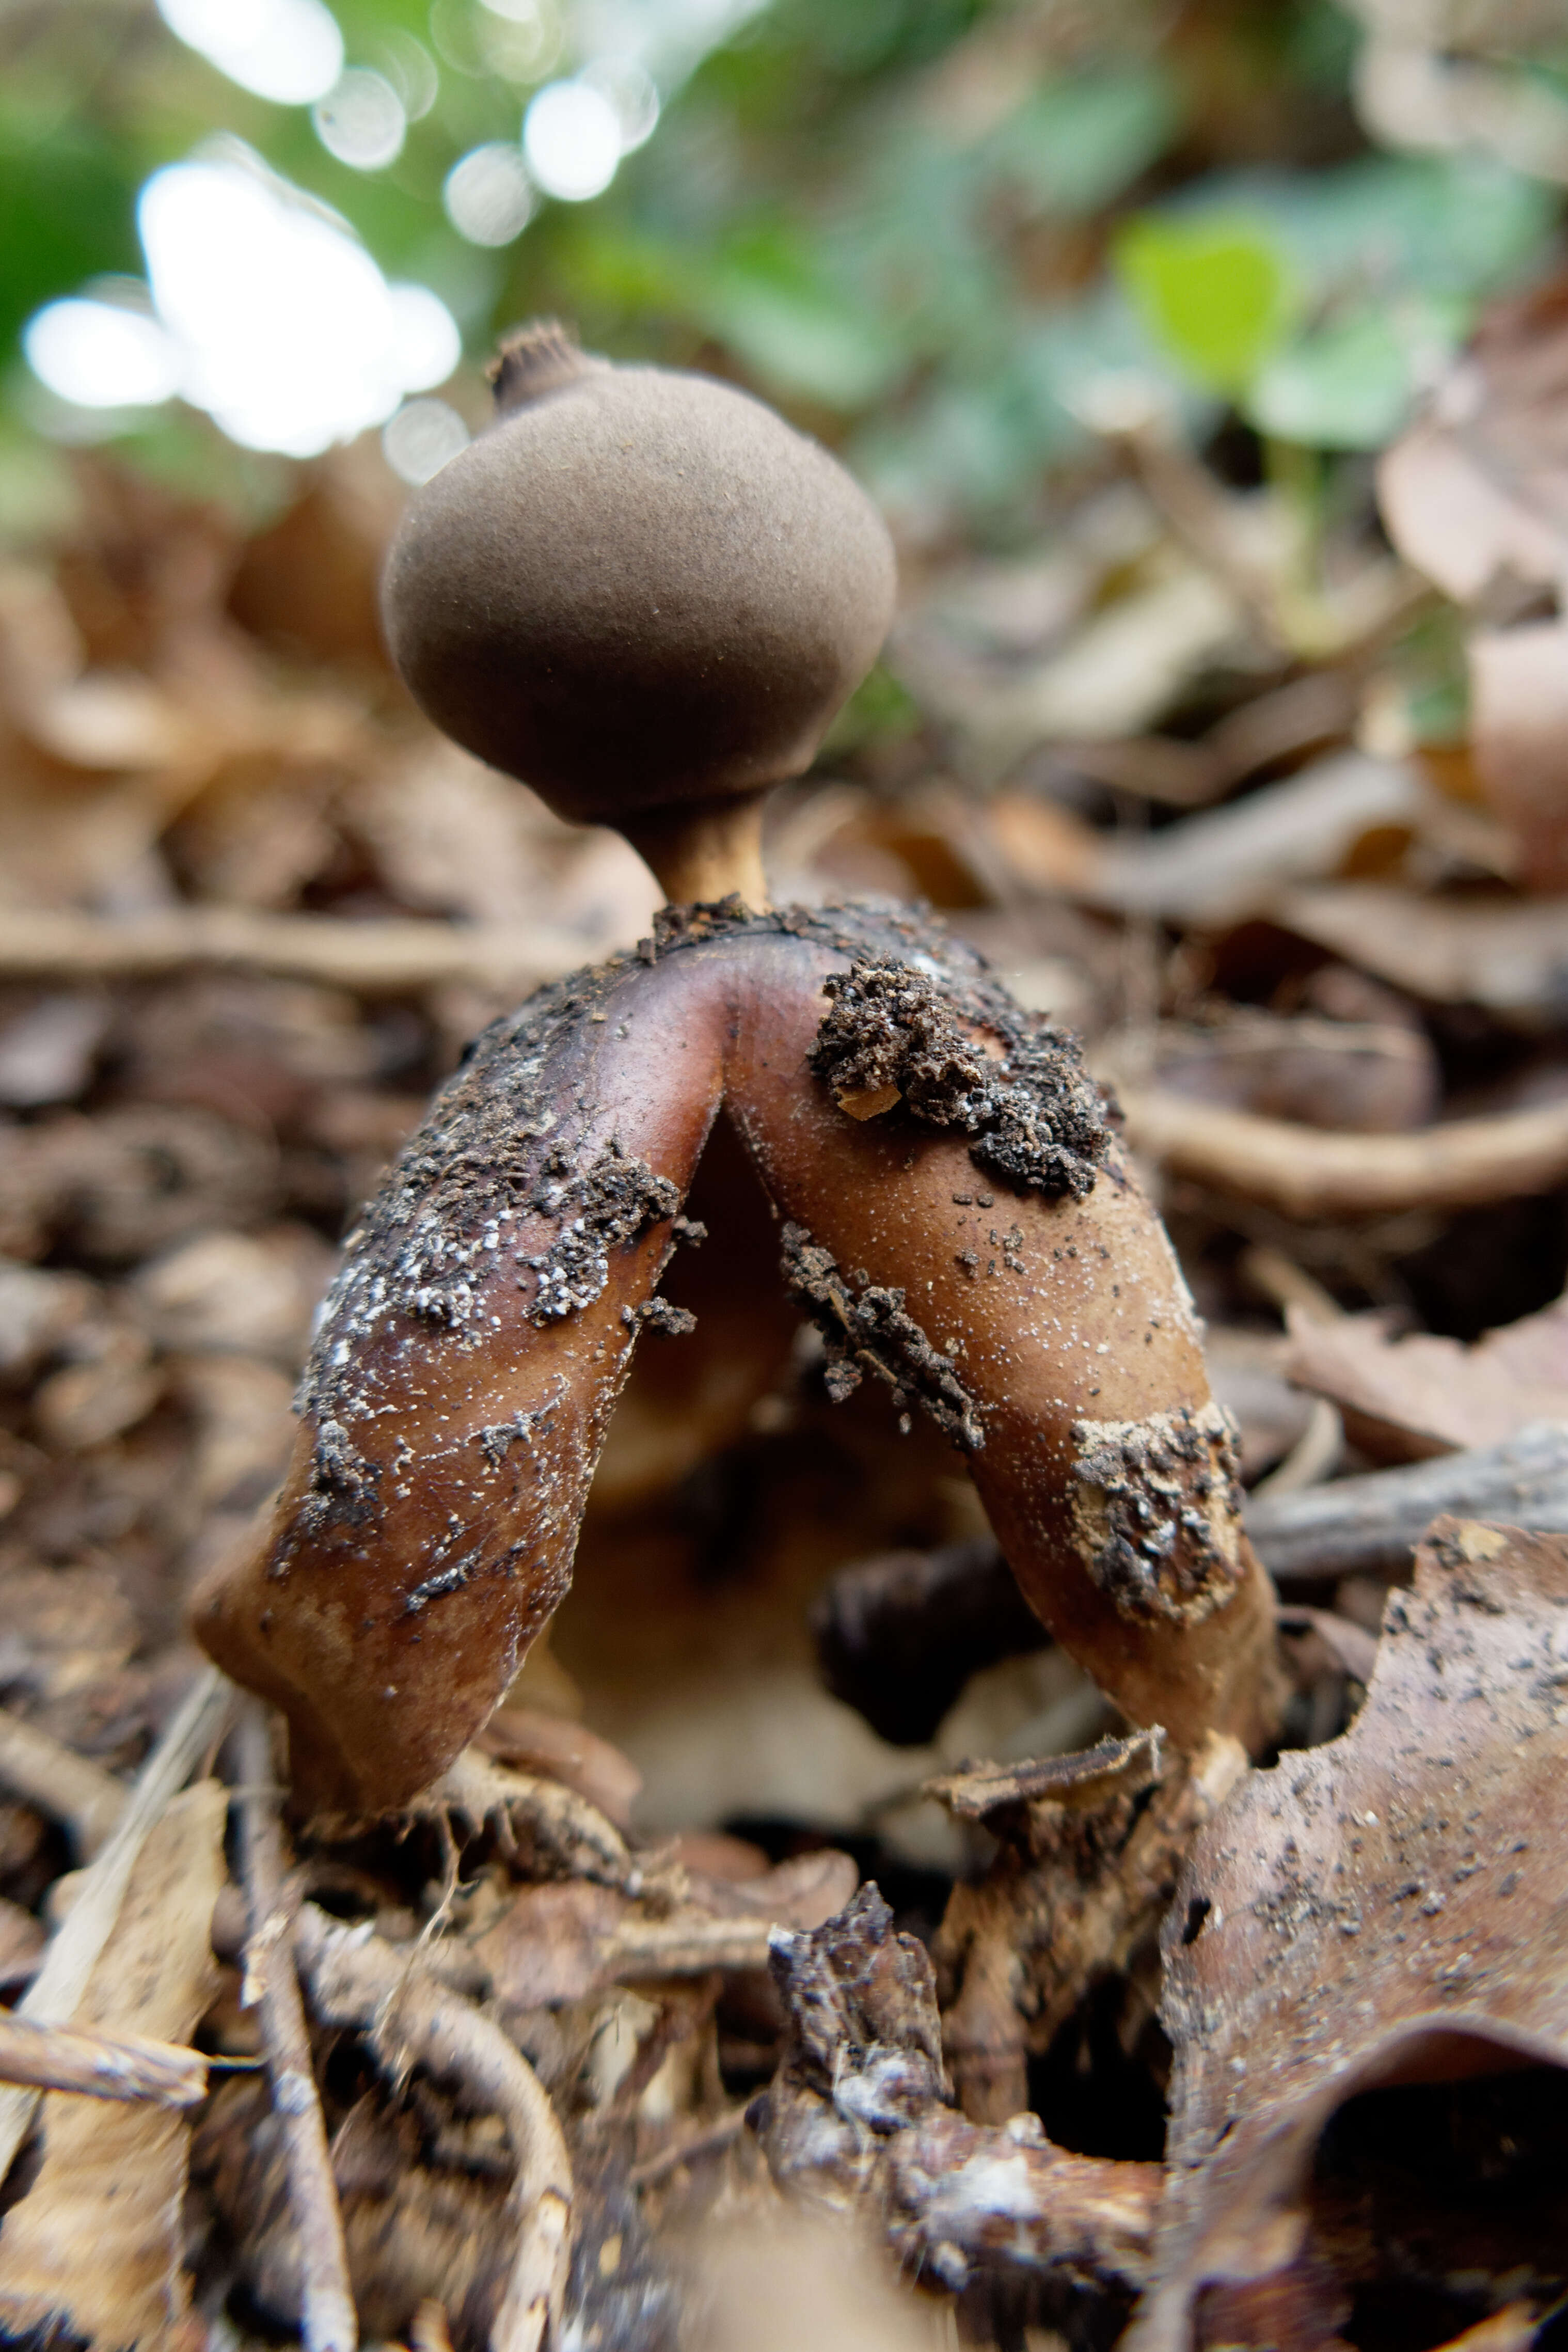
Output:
[{"xmin": 3, "ymin": 301, "xmax": 1568, "ymax": 2350}]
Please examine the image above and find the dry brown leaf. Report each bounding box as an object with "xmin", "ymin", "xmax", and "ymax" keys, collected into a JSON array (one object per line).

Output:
[
  {"xmin": 0, "ymin": 1105, "xmax": 278, "ymax": 1266},
  {"xmin": 1285, "ymin": 1289, "xmax": 1568, "ymax": 1460},
  {"xmin": 1379, "ymin": 280, "xmax": 1568, "ymax": 886},
  {"xmin": 0, "ymin": 1565, "xmax": 138, "ymax": 1707},
  {"xmin": 0, "ymin": 1778, "xmax": 227, "ymax": 2346},
  {"xmin": 474, "ymin": 1850, "xmax": 860, "ymax": 2011},
  {"xmin": 1086, "ymin": 753, "xmax": 1426, "ymax": 927},
  {"xmin": 1273, "ymin": 884, "xmax": 1568, "ymax": 1026},
  {"xmin": 1137, "ymin": 1519, "xmax": 1568, "ymax": 2344},
  {"xmin": 1378, "ymin": 278, "xmax": 1568, "ymax": 609},
  {"xmin": 1468, "ymin": 618, "xmax": 1568, "ymax": 890},
  {"xmin": 130, "ymin": 1225, "xmax": 335, "ymax": 1363},
  {"xmin": 226, "ymin": 452, "xmax": 401, "ymax": 674},
  {"xmin": 1144, "ymin": 1008, "xmax": 1438, "ymax": 1133}
]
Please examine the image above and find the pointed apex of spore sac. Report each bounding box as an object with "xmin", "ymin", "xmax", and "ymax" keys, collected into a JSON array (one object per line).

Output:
[{"xmin": 488, "ymin": 319, "xmax": 604, "ymax": 414}]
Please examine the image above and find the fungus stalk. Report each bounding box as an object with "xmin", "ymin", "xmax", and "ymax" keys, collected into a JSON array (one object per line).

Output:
[{"xmin": 194, "ymin": 326, "xmax": 1285, "ymax": 1816}]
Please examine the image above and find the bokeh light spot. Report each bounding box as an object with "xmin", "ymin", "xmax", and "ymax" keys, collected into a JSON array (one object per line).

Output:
[
  {"xmin": 157, "ymin": 0, "xmax": 344, "ymax": 105},
  {"xmin": 523, "ymin": 80, "xmax": 622, "ymax": 203},
  {"xmin": 24, "ymin": 296, "xmax": 183, "ymax": 410},
  {"xmin": 312, "ymin": 67, "xmax": 407, "ymax": 169},
  {"xmin": 383, "ymin": 397, "xmax": 471, "ymax": 484},
  {"xmin": 444, "ymin": 144, "xmax": 536, "ymax": 245}
]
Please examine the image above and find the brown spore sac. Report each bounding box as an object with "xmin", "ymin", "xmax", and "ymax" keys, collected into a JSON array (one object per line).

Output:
[
  {"xmin": 381, "ymin": 345, "xmax": 896, "ymax": 831},
  {"xmin": 807, "ymin": 954, "xmax": 1108, "ymax": 1199},
  {"xmin": 781, "ymin": 1220, "xmax": 985, "ymax": 1453}
]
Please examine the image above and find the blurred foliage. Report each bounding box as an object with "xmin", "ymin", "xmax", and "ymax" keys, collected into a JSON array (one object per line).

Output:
[{"xmin": 0, "ymin": 0, "xmax": 1565, "ymax": 545}]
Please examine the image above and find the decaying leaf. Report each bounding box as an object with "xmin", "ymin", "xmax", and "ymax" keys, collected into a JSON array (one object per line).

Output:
[
  {"xmin": 0, "ymin": 1778, "xmax": 227, "ymax": 2345},
  {"xmin": 1377, "ymin": 280, "xmax": 1568, "ymax": 610},
  {"xmin": 1140, "ymin": 1004, "xmax": 1438, "ymax": 1134},
  {"xmin": 1273, "ymin": 884, "xmax": 1568, "ymax": 1029},
  {"xmin": 754, "ymin": 1884, "xmax": 1163, "ymax": 2301},
  {"xmin": 930, "ymin": 1731, "xmax": 1248, "ymax": 2125},
  {"xmin": 473, "ymin": 1849, "xmax": 861, "ymax": 2011},
  {"xmin": 1284, "ymin": 1288, "xmax": 1568, "ymax": 1459},
  {"xmin": 1138, "ymin": 1519, "xmax": 1568, "ymax": 2343},
  {"xmin": 1379, "ymin": 279, "xmax": 1568, "ymax": 887},
  {"xmin": 1086, "ymin": 754, "xmax": 1429, "ymax": 928}
]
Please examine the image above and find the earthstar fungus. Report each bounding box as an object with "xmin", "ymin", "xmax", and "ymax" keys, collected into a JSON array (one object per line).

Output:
[{"xmin": 194, "ymin": 327, "xmax": 1284, "ymax": 1813}]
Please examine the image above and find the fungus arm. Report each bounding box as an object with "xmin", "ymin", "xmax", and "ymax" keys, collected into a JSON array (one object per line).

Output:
[
  {"xmin": 719, "ymin": 926, "xmax": 1284, "ymax": 1755},
  {"xmin": 194, "ymin": 951, "xmax": 728, "ymax": 1815}
]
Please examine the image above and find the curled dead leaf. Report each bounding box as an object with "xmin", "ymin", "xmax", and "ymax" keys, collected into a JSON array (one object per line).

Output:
[
  {"xmin": 1137, "ymin": 1518, "xmax": 1568, "ymax": 2343},
  {"xmin": 1284, "ymin": 1289, "xmax": 1568, "ymax": 1460}
]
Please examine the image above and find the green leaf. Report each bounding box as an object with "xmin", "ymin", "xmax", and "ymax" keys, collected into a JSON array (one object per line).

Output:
[
  {"xmin": 0, "ymin": 124, "xmax": 141, "ymax": 355},
  {"xmin": 992, "ymin": 65, "xmax": 1180, "ymax": 218},
  {"xmin": 1248, "ymin": 293, "xmax": 1470, "ymax": 451},
  {"xmin": 821, "ymin": 661, "xmax": 921, "ymax": 754},
  {"xmin": 699, "ymin": 229, "xmax": 907, "ymax": 409},
  {"xmin": 1248, "ymin": 311, "xmax": 1412, "ymax": 450},
  {"xmin": 1115, "ymin": 213, "xmax": 1295, "ymax": 393}
]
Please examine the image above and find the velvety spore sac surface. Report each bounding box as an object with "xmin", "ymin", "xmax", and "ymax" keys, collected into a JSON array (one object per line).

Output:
[{"xmin": 380, "ymin": 363, "xmax": 897, "ymax": 827}]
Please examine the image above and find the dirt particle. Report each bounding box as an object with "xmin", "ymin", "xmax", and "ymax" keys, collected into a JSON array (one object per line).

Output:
[
  {"xmin": 1068, "ymin": 1402, "xmax": 1246, "ymax": 1626},
  {"xmin": 781, "ymin": 1221, "xmax": 985, "ymax": 1453},
  {"xmin": 622, "ymin": 1295, "xmax": 698, "ymax": 1337},
  {"xmin": 807, "ymin": 954, "xmax": 1108, "ymax": 1200},
  {"xmin": 521, "ymin": 1140, "xmax": 679, "ymax": 1325},
  {"xmin": 274, "ymin": 1418, "xmax": 379, "ymax": 1570}
]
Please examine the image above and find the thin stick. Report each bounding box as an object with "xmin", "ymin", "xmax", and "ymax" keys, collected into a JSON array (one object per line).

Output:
[
  {"xmin": 0, "ymin": 906, "xmax": 587, "ymax": 997},
  {"xmin": 0, "ymin": 1664, "xmax": 232, "ymax": 2180},
  {"xmin": 0, "ymin": 2010, "xmax": 208, "ymax": 2107},
  {"xmin": 296, "ymin": 1903, "xmax": 572, "ymax": 2352},
  {"xmin": 0, "ymin": 1708, "xmax": 126, "ymax": 1859},
  {"xmin": 1249, "ymin": 1397, "xmax": 1342, "ymax": 1500},
  {"xmin": 1248, "ymin": 1419, "xmax": 1568, "ymax": 1583},
  {"xmin": 627, "ymin": 2107, "xmax": 750, "ymax": 2190},
  {"xmin": 1125, "ymin": 1087, "xmax": 1568, "ymax": 1217},
  {"xmin": 235, "ymin": 1707, "xmax": 357, "ymax": 2352}
]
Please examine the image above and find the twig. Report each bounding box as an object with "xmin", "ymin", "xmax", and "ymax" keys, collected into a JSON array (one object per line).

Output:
[
  {"xmin": 235, "ymin": 1707, "xmax": 357, "ymax": 2352},
  {"xmin": 1275, "ymin": 1606, "xmax": 1380, "ymax": 1684},
  {"xmin": 1249, "ymin": 1396, "xmax": 1342, "ymax": 1499},
  {"xmin": 627, "ymin": 2106, "xmax": 749, "ymax": 2189},
  {"xmin": 295, "ymin": 1903, "xmax": 572, "ymax": 2352},
  {"xmin": 604, "ymin": 1914, "xmax": 782, "ymax": 1977},
  {"xmin": 1124, "ymin": 1087, "xmax": 1568, "ymax": 1217},
  {"xmin": 0, "ymin": 1663, "xmax": 232, "ymax": 2180},
  {"xmin": 0, "ymin": 906, "xmax": 588, "ymax": 997},
  {"xmin": 1247, "ymin": 1419, "xmax": 1568, "ymax": 1583},
  {"xmin": 433, "ymin": 1749, "xmax": 632, "ymax": 1889},
  {"xmin": 0, "ymin": 2009, "xmax": 208, "ymax": 2107},
  {"xmin": 885, "ymin": 2110, "xmax": 1163, "ymax": 2292},
  {"xmin": 760, "ymin": 1885, "xmax": 1163, "ymax": 2295},
  {"xmin": 1275, "ymin": 883, "xmax": 1568, "ymax": 1021},
  {"xmin": 0, "ymin": 1709, "xmax": 126, "ymax": 1858}
]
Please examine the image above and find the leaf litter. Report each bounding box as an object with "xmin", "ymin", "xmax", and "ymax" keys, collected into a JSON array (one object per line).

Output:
[{"xmin": 5, "ymin": 264, "xmax": 1568, "ymax": 2350}]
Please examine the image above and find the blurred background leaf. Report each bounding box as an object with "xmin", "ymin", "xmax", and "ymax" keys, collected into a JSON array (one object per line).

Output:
[{"xmin": 0, "ymin": 0, "xmax": 1565, "ymax": 553}]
